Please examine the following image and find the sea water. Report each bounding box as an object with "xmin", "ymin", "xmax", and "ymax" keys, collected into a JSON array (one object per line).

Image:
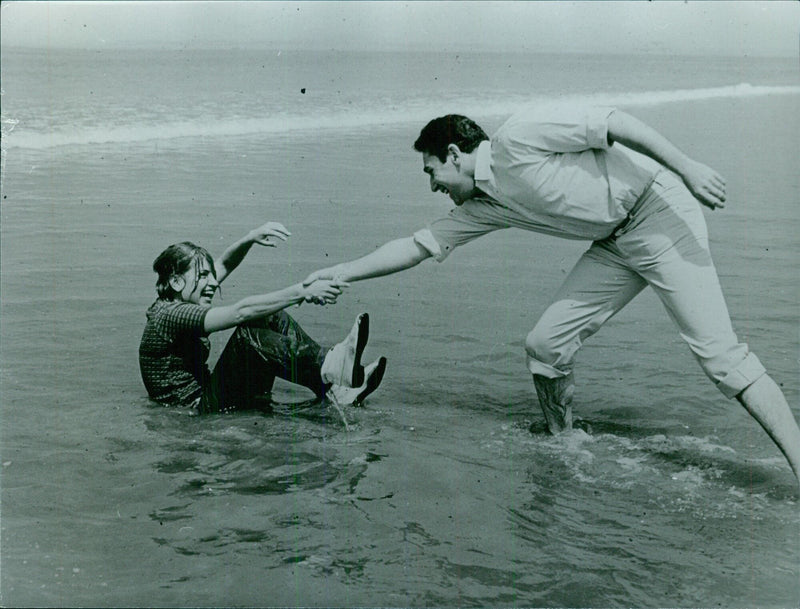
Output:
[{"xmin": 1, "ymin": 48, "xmax": 798, "ymax": 607}]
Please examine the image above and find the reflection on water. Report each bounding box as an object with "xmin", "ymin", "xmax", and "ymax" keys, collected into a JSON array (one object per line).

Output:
[{"xmin": 115, "ymin": 396, "xmax": 800, "ymax": 607}]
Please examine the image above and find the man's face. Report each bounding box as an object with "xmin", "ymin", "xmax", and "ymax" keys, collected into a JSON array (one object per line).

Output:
[
  {"xmin": 422, "ymin": 150, "xmax": 476, "ymax": 206},
  {"xmin": 175, "ymin": 258, "xmax": 218, "ymax": 307}
]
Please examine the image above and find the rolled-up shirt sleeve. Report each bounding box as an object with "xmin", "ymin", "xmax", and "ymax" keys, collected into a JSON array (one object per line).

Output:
[
  {"xmin": 413, "ymin": 202, "xmax": 506, "ymax": 262},
  {"xmin": 412, "ymin": 228, "xmax": 447, "ymax": 262},
  {"xmin": 585, "ymin": 107, "xmax": 614, "ymax": 149},
  {"xmin": 499, "ymin": 104, "xmax": 615, "ymax": 153}
]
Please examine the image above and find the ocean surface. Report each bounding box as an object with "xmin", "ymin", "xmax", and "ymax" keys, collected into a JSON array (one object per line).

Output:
[{"xmin": 1, "ymin": 48, "xmax": 799, "ymax": 607}]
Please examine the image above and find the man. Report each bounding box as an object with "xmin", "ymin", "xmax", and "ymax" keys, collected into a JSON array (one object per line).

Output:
[{"xmin": 304, "ymin": 104, "xmax": 800, "ymax": 485}]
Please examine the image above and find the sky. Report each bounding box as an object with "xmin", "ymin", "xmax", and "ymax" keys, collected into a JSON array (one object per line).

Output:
[{"xmin": 1, "ymin": 1, "xmax": 799, "ymax": 57}]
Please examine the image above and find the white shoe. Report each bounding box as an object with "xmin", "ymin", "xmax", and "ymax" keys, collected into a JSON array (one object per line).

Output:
[
  {"xmin": 326, "ymin": 357, "xmax": 387, "ymax": 406},
  {"xmin": 321, "ymin": 313, "xmax": 369, "ymax": 387}
]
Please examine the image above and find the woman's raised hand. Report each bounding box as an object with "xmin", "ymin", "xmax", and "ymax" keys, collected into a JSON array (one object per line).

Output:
[{"xmin": 248, "ymin": 222, "xmax": 292, "ymax": 247}]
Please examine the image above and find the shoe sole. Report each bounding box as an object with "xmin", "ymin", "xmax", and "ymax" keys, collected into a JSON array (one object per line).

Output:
[
  {"xmin": 351, "ymin": 313, "xmax": 369, "ymax": 387},
  {"xmin": 357, "ymin": 356, "xmax": 387, "ymax": 403}
]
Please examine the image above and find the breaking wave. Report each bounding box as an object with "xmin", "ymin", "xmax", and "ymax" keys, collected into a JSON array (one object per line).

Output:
[{"xmin": 5, "ymin": 83, "xmax": 798, "ymax": 150}]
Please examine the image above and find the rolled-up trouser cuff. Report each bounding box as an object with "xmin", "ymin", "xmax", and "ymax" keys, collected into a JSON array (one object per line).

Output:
[
  {"xmin": 716, "ymin": 352, "xmax": 766, "ymax": 399},
  {"xmin": 526, "ymin": 354, "xmax": 571, "ymax": 379}
]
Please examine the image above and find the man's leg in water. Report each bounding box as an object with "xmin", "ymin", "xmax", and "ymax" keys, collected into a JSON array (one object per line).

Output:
[
  {"xmin": 738, "ymin": 375, "xmax": 800, "ymax": 485},
  {"xmin": 614, "ymin": 172, "xmax": 800, "ymax": 486},
  {"xmin": 639, "ymin": 248, "xmax": 800, "ymax": 485},
  {"xmin": 647, "ymin": 258, "xmax": 800, "ymax": 487},
  {"xmin": 526, "ymin": 247, "xmax": 647, "ymax": 433}
]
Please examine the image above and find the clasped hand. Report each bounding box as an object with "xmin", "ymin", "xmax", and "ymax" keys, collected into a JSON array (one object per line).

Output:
[
  {"xmin": 303, "ymin": 278, "xmax": 350, "ymax": 306},
  {"xmin": 302, "ymin": 267, "xmax": 346, "ymax": 305}
]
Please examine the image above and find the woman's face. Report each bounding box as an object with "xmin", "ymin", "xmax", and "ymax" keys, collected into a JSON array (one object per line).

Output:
[{"xmin": 173, "ymin": 257, "xmax": 218, "ymax": 307}]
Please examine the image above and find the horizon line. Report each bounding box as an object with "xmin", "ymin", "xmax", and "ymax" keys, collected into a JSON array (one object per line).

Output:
[{"xmin": 3, "ymin": 43, "xmax": 798, "ymax": 60}]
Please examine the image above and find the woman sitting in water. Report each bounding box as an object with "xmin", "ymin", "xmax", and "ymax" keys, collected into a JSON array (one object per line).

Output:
[{"xmin": 139, "ymin": 221, "xmax": 387, "ymax": 414}]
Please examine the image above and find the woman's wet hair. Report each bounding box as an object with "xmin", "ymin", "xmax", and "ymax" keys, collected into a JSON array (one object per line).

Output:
[
  {"xmin": 413, "ymin": 114, "xmax": 489, "ymax": 162},
  {"xmin": 153, "ymin": 242, "xmax": 216, "ymax": 300}
]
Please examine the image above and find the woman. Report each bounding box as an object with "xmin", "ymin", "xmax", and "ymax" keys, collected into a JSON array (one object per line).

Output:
[{"xmin": 139, "ymin": 221, "xmax": 386, "ymax": 414}]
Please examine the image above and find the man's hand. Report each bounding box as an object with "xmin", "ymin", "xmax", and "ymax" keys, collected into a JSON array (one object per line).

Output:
[
  {"xmin": 608, "ymin": 110, "xmax": 727, "ymax": 211},
  {"xmin": 248, "ymin": 222, "xmax": 292, "ymax": 247},
  {"xmin": 680, "ymin": 161, "xmax": 727, "ymax": 210},
  {"xmin": 302, "ymin": 279, "xmax": 349, "ymax": 305},
  {"xmin": 303, "ymin": 266, "xmax": 342, "ymax": 287}
]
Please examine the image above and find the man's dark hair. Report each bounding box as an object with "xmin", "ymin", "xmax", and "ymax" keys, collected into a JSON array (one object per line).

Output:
[{"xmin": 413, "ymin": 115, "xmax": 489, "ymax": 162}]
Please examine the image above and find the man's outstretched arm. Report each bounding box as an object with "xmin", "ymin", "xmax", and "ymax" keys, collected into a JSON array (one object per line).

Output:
[
  {"xmin": 607, "ymin": 110, "xmax": 727, "ymax": 210},
  {"xmin": 304, "ymin": 237, "xmax": 432, "ymax": 285}
]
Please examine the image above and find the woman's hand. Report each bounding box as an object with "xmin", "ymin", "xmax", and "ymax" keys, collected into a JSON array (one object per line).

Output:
[
  {"xmin": 248, "ymin": 222, "xmax": 292, "ymax": 247},
  {"xmin": 302, "ymin": 279, "xmax": 349, "ymax": 305}
]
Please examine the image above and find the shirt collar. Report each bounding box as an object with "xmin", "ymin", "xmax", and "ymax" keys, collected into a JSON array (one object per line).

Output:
[{"xmin": 473, "ymin": 140, "xmax": 492, "ymax": 183}]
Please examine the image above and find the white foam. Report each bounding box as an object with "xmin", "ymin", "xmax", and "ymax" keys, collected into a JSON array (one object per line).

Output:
[{"xmin": 5, "ymin": 83, "xmax": 798, "ymax": 150}]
